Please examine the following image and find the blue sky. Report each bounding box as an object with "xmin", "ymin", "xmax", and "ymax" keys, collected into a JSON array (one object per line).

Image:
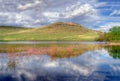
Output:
[{"xmin": 0, "ymin": 0, "xmax": 120, "ymax": 31}]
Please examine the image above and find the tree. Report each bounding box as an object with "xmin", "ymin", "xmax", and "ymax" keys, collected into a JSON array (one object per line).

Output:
[{"xmin": 106, "ymin": 26, "xmax": 120, "ymax": 41}]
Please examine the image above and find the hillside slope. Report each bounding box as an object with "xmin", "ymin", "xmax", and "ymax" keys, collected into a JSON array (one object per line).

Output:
[{"xmin": 0, "ymin": 22, "xmax": 100, "ymax": 41}]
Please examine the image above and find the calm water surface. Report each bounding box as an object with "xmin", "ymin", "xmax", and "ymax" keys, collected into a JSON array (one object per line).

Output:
[{"xmin": 0, "ymin": 42, "xmax": 119, "ymax": 81}]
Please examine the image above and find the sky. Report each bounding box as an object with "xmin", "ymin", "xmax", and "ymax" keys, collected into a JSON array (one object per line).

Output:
[{"xmin": 0, "ymin": 0, "xmax": 120, "ymax": 31}]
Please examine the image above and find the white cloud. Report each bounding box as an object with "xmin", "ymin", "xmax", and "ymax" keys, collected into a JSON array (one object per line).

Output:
[
  {"xmin": 0, "ymin": 12, "xmax": 34, "ymax": 27},
  {"xmin": 0, "ymin": 0, "xmax": 96, "ymax": 27},
  {"xmin": 44, "ymin": 3, "xmax": 97, "ymax": 18},
  {"xmin": 0, "ymin": 0, "xmax": 117, "ymax": 30},
  {"xmin": 43, "ymin": 12, "xmax": 60, "ymax": 18},
  {"xmin": 65, "ymin": 4, "xmax": 97, "ymax": 18},
  {"xmin": 94, "ymin": 2, "xmax": 107, "ymax": 7},
  {"xmin": 96, "ymin": 22, "xmax": 120, "ymax": 32},
  {"xmin": 0, "ymin": 0, "xmax": 99, "ymax": 28},
  {"xmin": 18, "ymin": 0, "xmax": 42, "ymax": 10},
  {"xmin": 110, "ymin": 10, "xmax": 120, "ymax": 16}
]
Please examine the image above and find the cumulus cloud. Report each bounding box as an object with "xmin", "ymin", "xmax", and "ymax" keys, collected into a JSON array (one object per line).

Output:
[
  {"xmin": 0, "ymin": 0, "xmax": 99, "ymax": 27},
  {"xmin": 43, "ymin": 12, "xmax": 60, "ymax": 18},
  {"xmin": 0, "ymin": 12, "xmax": 34, "ymax": 27},
  {"xmin": 18, "ymin": 0, "xmax": 42, "ymax": 10},
  {"xmin": 42, "ymin": 2, "xmax": 98, "ymax": 25},
  {"xmin": 66, "ymin": 4, "xmax": 97, "ymax": 18},
  {"xmin": 43, "ymin": 3, "xmax": 97, "ymax": 18},
  {"xmin": 96, "ymin": 22, "xmax": 120, "ymax": 32},
  {"xmin": 0, "ymin": 0, "xmax": 119, "ymax": 31}
]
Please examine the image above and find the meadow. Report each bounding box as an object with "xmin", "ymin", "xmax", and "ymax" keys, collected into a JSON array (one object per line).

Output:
[{"xmin": 0, "ymin": 22, "xmax": 100, "ymax": 41}]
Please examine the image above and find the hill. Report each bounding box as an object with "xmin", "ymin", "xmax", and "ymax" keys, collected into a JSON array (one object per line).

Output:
[{"xmin": 0, "ymin": 22, "xmax": 101, "ymax": 41}]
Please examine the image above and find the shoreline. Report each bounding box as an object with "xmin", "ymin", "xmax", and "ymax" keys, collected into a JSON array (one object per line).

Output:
[
  {"xmin": 103, "ymin": 42, "xmax": 120, "ymax": 46},
  {"xmin": 0, "ymin": 41, "xmax": 119, "ymax": 46},
  {"xmin": 0, "ymin": 41, "xmax": 105, "ymax": 44}
]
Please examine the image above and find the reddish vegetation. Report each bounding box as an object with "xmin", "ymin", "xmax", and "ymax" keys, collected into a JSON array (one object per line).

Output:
[
  {"xmin": 25, "ymin": 47, "xmax": 49, "ymax": 56},
  {"xmin": 102, "ymin": 43, "xmax": 120, "ymax": 46},
  {"xmin": 0, "ymin": 44, "xmax": 102, "ymax": 59}
]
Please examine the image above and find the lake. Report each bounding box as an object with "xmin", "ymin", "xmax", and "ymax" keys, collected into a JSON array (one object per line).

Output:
[{"xmin": 0, "ymin": 41, "xmax": 120, "ymax": 81}]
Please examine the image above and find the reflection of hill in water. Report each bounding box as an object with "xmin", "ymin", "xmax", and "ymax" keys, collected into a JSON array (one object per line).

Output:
[
  {"xmin": 0, "ymin": 44, "xmax": 102, "ymax": 59},
  {"xmin": 0, "ymin": 49, "xmax": 108, "ymax": 81},
  {"xmin": 1, "ymin": 46, "xmax": 120, "ymax": 81},
  {"xmin": 0, "ymin": 44, "xmax": 102, "ymax": 71},
  {"xmin": 1, "ymin": 49, "xmax": 120, "ymax": 81},
  {"xmin": 106, "ymin": 46, "xmax": 120, "ymax": 59}
]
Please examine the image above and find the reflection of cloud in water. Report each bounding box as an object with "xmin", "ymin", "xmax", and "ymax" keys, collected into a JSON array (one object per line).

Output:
[
  {"xmin": 44, "ymin": 61, "xmax": 58, "ymax": 67},
  {"xmin": 0, "ymin": 49, "xmax": 120, "ymax": 81},
  {"xmin": 17, "ymin": 70, "xmax": 37, "ymax": 81},
  {"xmin": 16, "ymin": 49, "xmax": 111, "ymax": 76}
]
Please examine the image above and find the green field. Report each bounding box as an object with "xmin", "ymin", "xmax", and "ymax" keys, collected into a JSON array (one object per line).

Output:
[{"xmin": 0, "ymin": 22, "xmax": 100, "ymax": 41}]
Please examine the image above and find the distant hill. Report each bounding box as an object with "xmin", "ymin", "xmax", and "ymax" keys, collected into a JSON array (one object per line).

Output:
[
  {"xmin": 43, "ymin": 22, "xmax": 100, "ymax": 33},
  {"xmin": 0, "ymin": 22, "xmax": 101, "ymax": 41}
]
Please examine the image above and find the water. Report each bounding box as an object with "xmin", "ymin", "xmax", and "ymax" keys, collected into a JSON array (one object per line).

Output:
[
  {"xmin": 0, "ymin": 41, "xmax": 106, "ymax": 44},
  {"xmin": 0, "ymin": 42, "xmax": 119, "ymax": 81}
]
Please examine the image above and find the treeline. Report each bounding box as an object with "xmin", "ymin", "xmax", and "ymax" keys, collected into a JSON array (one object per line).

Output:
[
  {"xmin": 98, "ymin": 26, "xmax": 120, "ymax": 41},
  {"xmin": 106, "ymin": 46, "xmax": 120, "ymax": 59}
]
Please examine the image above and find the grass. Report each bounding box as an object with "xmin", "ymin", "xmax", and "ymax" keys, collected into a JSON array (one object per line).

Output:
[{"xmin": 0, "ymin": 22, "xmax": 100, "ymax": 41}]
